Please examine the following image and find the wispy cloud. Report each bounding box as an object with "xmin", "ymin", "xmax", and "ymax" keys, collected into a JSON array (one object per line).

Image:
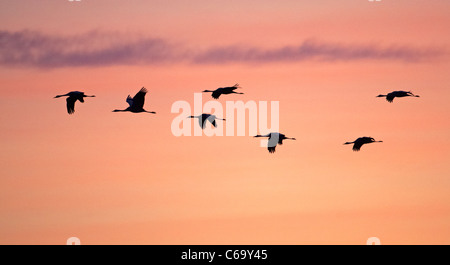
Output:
[
  {"xmin": 193, "ymin": 40, "xmax": 443, "ymax": 64},
  {"xmin": 0, "ymin": 30, "xmax": 444, "ymax": 68},
  {"xmin": 0, "ymin": 30, "xmax": 177, "ymax": 67}
]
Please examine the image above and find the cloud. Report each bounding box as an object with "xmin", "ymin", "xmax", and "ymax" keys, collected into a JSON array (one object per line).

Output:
[
  {"xmin": 0, "ymin": 30, "xmax": 179, "ymax": 67},
  {"xmin": 193, "ymin": 40, "xmax": 442, "ymax": 64},
  {"xmin": 0, "ymin": 30, "xmax": 444, "ymax": 68}
]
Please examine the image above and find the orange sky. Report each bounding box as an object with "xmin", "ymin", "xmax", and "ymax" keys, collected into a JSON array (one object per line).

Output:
[{"xmin": 0, "ymin": 0, "xmax": 449, "ymax": 244}]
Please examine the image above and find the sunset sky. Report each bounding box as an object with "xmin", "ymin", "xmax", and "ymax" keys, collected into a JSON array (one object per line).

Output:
[{"xmin": 1, "ymin": 0, "xmax": 449, "ymax": 244}]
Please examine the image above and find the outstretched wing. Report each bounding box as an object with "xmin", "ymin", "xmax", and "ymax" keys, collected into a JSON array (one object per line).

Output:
[
  {"xmin": 126, "ymin": 95, "xmax": 133, "ymax": 107},
  {"xmin": 132, "ymin": 87, "xmax": 147, "ymax": 109},
  {"xmin": 66, "ymin": 97, "xmax": 76, "ymax": 114}
]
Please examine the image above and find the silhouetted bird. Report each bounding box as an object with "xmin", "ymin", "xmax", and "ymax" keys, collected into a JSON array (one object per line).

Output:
[
  {"xmin": 376, "ymin": 90, "xmax": 420, "ymax": 103},
  {"xmin": 188, "ymin": 114, "xmax": 225, "ymax": 129},
  {"xmin": 113, "ymin": 87, "xmax": 156, "ymax": 114},
  {"xmin": 54, "ymin": 91, "xmax": 95, "ymax": 115},
  {"xmin": 344, "ymin": 137, "xmax": 383, "ymax": 151},
  {"xmin": 254, "ymin": 132, "xmax": 296, "ymax": 153},
  {"xmin": 202, "ymin": 83, "xmax": 243, "ymax": 99}
]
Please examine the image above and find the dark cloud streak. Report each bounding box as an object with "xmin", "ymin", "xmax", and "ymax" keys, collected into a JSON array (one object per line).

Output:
[
  {"xmin": 0, "ymin": 30, "xmax": 178, "ymax": 68},
  {"xmin": 0, "ymin": 30, "xmax": 443, "ymax": 68},
  {"xmin": 193, "ymin": 40, "xmax": 442, "ymax": 63}
]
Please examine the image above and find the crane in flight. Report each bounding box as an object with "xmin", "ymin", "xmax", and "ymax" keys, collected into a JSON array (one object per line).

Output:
[
  {"xmin": 344, "ymin": 137, "xmax": 383, "ymax": 151},
  {"xmin": 202, "ymin": 83, "xmax": 243, "ymax": 99},
  {"xmin": 188, "ymin": 113, "xmax": 225, "ymax": 129},
  {"xmin": 254, "ymin": 132, "xmax": 296, "ymax": 153},
  {"xmin": 54, "ymin": 91, "xmax": 95, "ymax": 115},
  {"xmin": 376, "ymin": 90, "xmax": 420, "ymax": 103},
  {"xmin": 113, "ymin": 87, "xmax": 156, "ymax": 114}
]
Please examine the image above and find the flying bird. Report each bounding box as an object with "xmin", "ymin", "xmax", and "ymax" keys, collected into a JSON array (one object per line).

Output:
[
  {"xmin": 113, "ymin": 87, "xmax": 156, "ymax": 114},
  {"xmin": 202, "ymin": 83, "xmax": 243, "ymax": 99},
  {"xmin": 54, "ymin": 91, "xmax": 95, "ymax": 114},
  {"xmin": 344, "ymin": 137, "xmax": 383, "ymax": 151},
  {"xmin": 188, "ymin": 113, "xmax": 225, "ymax": 129},
  {"xmin": 376, "ymin": 90, "xmax": 420, "ymax": 103},
  {"xmin": 254, "ymin": 132, "xmax": 296, "ymax": 153}
]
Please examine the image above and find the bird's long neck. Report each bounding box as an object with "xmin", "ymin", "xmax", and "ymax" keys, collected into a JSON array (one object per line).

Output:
[
  {"xmin": 377, "ymin": 94, "xmax": 387, "ymax": 98},
  {"xmin": 344, "ymin": 141, "xmax": 354, "ymax": 145},
  {"xmin": 145, "ymin": 110, "xmax": 156, "ymax": 114},
  {"xmin": 285, "ymin": 137, "xmax": 296, "ymax": 140},
  {"xmin": 113, "ymin": 109, "xmax": 128, "ymax": 112},
  {"xmin": 54, "ymin": 94, "xmax": 69, "ymax": 98},
  {"xmin": 203, "ymin": 90, "xmax": 214, "ymax": 93},
  {"xmin": 84, "ymin": 95, "xmax": 95, "ymax": 97},
  {"xmin": 188, "ymin": 115, "xmax": 200, "ymax": 118}
]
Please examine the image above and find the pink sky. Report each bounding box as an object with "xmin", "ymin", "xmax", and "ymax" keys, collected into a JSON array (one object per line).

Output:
[{"xmin": 0, "ymin": 0, "xmax": 449, "ymax": 244}]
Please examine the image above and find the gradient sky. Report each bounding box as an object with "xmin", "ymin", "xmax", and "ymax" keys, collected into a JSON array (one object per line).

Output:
[{"xmin": 1, "ymin": 0, "xmax": 449, "ymax": 244}]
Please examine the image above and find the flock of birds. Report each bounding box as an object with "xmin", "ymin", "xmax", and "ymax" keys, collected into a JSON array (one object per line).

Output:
[{"xmin": 54, "ymin": 85, "xmax": 420, "ymax": 153}]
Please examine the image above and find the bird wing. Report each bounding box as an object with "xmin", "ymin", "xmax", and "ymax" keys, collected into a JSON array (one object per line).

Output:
[
  {"xmin": 352, "ymin": 141, "xmax": 363, "ymax": 151},
  {"xmin": 66, "ymin": 97, "xmax": 76, "ymax": 114},
  {"xmin": 132, "ymin": 87, "xmax": 147, "ymax": 109},
  {"xmin": 220, "ymin": 84, "xmax": 239, "ymax": 92},
  {"xmin": 386, "ymin": 93, "xmax": 395, "ymax": 103},
  {"xmin": 393, "ymin": 90, "xmax": 406, "ymax": 94},
  {"xmin": 126, "ymin": 95, "xmax": 133, "ymax": 107},
  {"xmin": 268, "ymin": 146, "xmax": 276, "ymax": 153},
  {"xmin": 205, "ymin": 115, "xmax": 217, "ymax": 127},
  {"xmin": 199, "ymin": 117, "xmax": 207, "ymax": 129},
  {"xmin": 211, "ymin": 90, "xmax": 221, "ymax": 99},
  {"xmin": 278, "ymin": 134, "xmax": 285, "ymax": 145},
  {"xmin": 268, "ymin": 135, "xmax": 278, "ymax": 149}
]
